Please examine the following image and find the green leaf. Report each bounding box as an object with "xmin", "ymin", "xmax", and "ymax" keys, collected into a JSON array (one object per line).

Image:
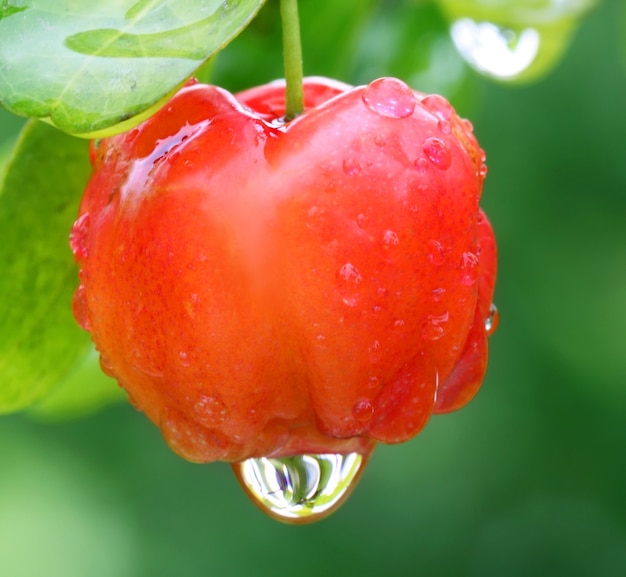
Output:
[
  {"xmin": 0, "ymin": 120, "xmax": 93, "ymax": 413},
  {"xmin": 0, "ymin": 0, "xmax": 266, "ymax": 136},
  {"xmin": 29, "ymin": 345, "xmax": 126, "ymax": 421}
]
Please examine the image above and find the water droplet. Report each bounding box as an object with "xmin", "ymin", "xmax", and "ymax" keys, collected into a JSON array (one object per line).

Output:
[
  {"xmin": 432, "ymin": 287, "xmax": 446, "ymax": 302},
  {"xmin": 178, "ymin": 351, "xmax": 191, "ymax": 367},
  {"xmin": 414, "ymin": 157, "xmax": 429, "ymax": 174},
  {"xmin": 69, "ymin": 212, "xmax": 91, "ymax": 259},
  {"xmin": 479, "ymin": 163, "xmax": 488, "ymax": 178},
  {"xmin": 438, "ymin": 119, "xmax": 452, "ymax": 134},
  {"xmin": 394, "ymin": 319, "xmax": 406, "ymax": 328},
  {"xmin": 72, "ymin": 284, "xmax": 91, "ymax": 331},
  {"xmin": 485, "ymin": 303, "xmax": 500, "ymax": 336},
  {"xmin": 460, "ymin": 251, "xmax": 479, "ymax": 286},
  {"xmin": 428, "ymin": 240, "xmax": 446, "ymax": 266},
  {"xmin": 382, "ymin": 229, "xmax": 399, "ymax": 247},
  {"xmin": 232, "ymin": 453, "xmax": 366, "ymax": 523},
  {"xmin": 368, "ymin": 340, "xmax": 383, "ymax": 364},
  {"xmin": 362, "ymin": 78, "xmax": 416, "ymax": 119},
  {"xmin": 194, "ymin": 395, "xmax": 230, "ymax": 427},
  {"xmin": 423, "ymin": 137, "xmax": 452, "ymax": 170},
  {"xmin": 422, "ymin": 311, "xmax": 450, "ymax": 341},
  {"xmin": 99, "ymin": 354, "xmax": 116, "ymax": 378},
  {"xmin": 374, "ymin": 134, "xmax": 387, "ymax": 147},
  {"xmin": 450, "ymin": 18, "xmax": 540, "ymax": 81},
  {"xmin": 343, "ymin": 158, "xmax": 361, "ymax": 176},
  {"xmin": 337, "ymin": 263, "xmax": 363, "ymax": 307},
  {"xmin": 422, "ymin": 94, "xmax": 455, "ymax": 121},
  {"xmin": 352, "ymin": 400, "xmax": 375, "ymax": 422},
  {"xmin": 356, "ymin": 213, "xmax": 369, "ymax": 229}
]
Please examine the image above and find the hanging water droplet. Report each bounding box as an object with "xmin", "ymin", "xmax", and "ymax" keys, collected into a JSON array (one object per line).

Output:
[
  {"xmin": 423, "ymin": 137, "xmax": 452, "ymax": 170},
  {"xmin": 450, "ymin": 18, "xmax": 541, "ymax": 81},
  {"xmin": 485, "ymin": 303, "xmax": 500, "ymax": 336},
  {"xmin": 362, "ymin": 78, "xmax": 416, "ymax": 119},
  {"xmin": 233, "ymin": 453, "xmax": 367, "ymax": 523}
]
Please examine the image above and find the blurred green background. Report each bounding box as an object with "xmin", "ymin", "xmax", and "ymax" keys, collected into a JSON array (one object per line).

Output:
[{"xmin": 1, "ymin": 0, "xmax": 625, "ymax": 575}]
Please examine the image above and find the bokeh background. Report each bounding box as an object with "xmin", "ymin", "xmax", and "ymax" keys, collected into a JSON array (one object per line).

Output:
[{"xmin": 1, "ymin": 0, "xmax": 625, "ymax": 575}]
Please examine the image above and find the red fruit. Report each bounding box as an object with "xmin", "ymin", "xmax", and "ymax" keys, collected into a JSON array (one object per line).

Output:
[{"xmin": 71, "ymin": 77, "xmax": 497, "ymax": 464}]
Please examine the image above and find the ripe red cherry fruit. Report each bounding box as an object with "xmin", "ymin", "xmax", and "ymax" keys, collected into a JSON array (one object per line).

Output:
[{"xmin": 71, "ymin": 76, "xmax": 497, "ymax": 478}]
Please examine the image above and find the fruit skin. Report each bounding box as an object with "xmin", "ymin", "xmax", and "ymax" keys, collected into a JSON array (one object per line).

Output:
[{"xmin": 71, "ymin": 76, "xmax": 497, "ymax": 463}]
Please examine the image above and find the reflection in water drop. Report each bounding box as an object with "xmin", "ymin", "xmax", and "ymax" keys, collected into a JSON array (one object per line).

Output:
[
  {"xmin": 485, "ymin": 303, "xmax": 500, "ymax": 336},
  {"xmin": 450, "ymin": 18, "xmax": 540, "ymax": 80},
  {"xmin": 233, "ymin": 453, "xmax": 366, "ymax": 523}
]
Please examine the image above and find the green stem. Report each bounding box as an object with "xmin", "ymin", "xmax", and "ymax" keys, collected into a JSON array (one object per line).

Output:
[{"xmin": 280, "ymin": 0, "xmax": 304, "ymax": 120}]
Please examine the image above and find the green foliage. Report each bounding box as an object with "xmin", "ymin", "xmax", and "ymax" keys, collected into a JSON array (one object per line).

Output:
[
  {"xmin": 0, "ymin": 0, "xmax": 266, "ymax": 136},
  {"xmin": 0, "ymin": 121, "xmax": 89, "ymax": 411}
]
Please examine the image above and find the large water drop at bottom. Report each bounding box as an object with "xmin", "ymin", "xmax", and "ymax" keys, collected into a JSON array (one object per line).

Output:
[{"xmin": 232, "ymin": 453, "xmax": 366, "ymax": 524}]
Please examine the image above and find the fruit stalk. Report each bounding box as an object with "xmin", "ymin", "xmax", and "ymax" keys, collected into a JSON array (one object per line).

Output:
[{"xmin": 280, "ymin": 0, "xmax": 304, "ymax": 119}]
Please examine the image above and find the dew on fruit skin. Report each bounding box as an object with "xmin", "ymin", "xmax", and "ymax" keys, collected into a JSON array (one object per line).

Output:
[
  {"xmin": 69, "ymin": 212, "xmax": 91, "ymax": 259},
  {"xmin": 374, "ymin": 134, "xmax": 387, "ymax": 147},
  {"xmin": 438, "ymin": 119, "xmax": 452, "ymax": 134},
  {"xmin": 352, "ymin": 399, "xmax": 375, "ymax": 422},
  {"xmin": 460, "ymin": 251, "xmax": 480, "ymax": 286},
  {"xmin": 422, "ymin": 94, "xmax": 455, "ymax": 121},
  {"xmin": 72, "ymin": 284, "xmax": 91, "ymax": 331},
  {"xmin": 428, "ymin": 240, "xmax": 446, "ymax": 266},
  {"xmin": 178, "ymin": 351, "xmax": 191, "ymax": 367},
  {"xmin": 422, "ymin": 311, "xmax": 450, "ymax": 341},
  {"xmin": 423, "ymin": 137, "xmax": 452, "ymax": 170},
  {"xmin": 414, "ymin": 157, "xmax": 429, "ymax": 174},
  {"xmin": 382, "ymin": 230, "xmax": 399, "ymax": 248},
  {"xmin": 356, "ymin": 213, "xmax": 369, "ymax": 229},
  {"xmin": 232, "ymin": 452, "xmax": 366, "ymax": 523},
  {"xmin": 485, "ymin": 303, "xmax": 500, "ymax": 336},
  {"xmin": 394, "ymin": 319, "xmax": 406, "ymax": 328},
  {"xmin": 337, "ymin": 262, "xmax": 363, "ymax": 307},
  {"xmin": 99, "ymin": 355, "xmax": 116, "ymax": 378},
  {"xmin": 368, "ymin": 340, "xmax": 382, "ymax": 364},
  {"xmin": 194, "ymin": 395, "xmax": 230, "ymax": 428},
  {"xmin": 362, "ymin": 78, "xmax": 416, "ymax": 119},
  {"xmin": 432, "ymin": 287, "xmax": 446, "ymax": 302},
  {"xmin": 343, "ymin": 158, "xmax": 362, "ymax": 176}
]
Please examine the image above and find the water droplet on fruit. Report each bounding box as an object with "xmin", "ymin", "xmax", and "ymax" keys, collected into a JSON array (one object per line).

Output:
[
  {"xmin": 368, "ymin": 340, "xmax": 383, "ymax": 364},
  {"xmin": 99, "ymin": 355, "xmax": 116, "ymax": 378},
  {"xmin": 423, "ymin": 137, "xmax": 452, "ymax": 170},
  {"xmin": 422, "ymin": 311, "xmax": 450, "ymax": 341},
  {"xmin": 414, "ymin": 157, "xmax": 429, "ymax": 174},
  {"xmin": 343, "ymin": 158, "xmax": 361, "ymax": 176},
  {"xmin": 428, "ymin": 240, "xmax": 446, "ymax": 266},
  {"xmin": 72, "ymin": 285, "xmax": 91, "ymax": 331},
  {"xmin": 232, "ymin": 452, "xmax": 366, "ymax": 523},
  {"xmin": 374, "ymin": 134, "xmax": 387, "ymax": 147},
  {"xmin": 178, "ymin": 351, "xmax": 191, "ymax": 367},
  {"xmin": 69, "ymin": 212, "xmax": 91, "ymax": 259},
  {"xmin": 382, "ymin": 230, "xmax": 399, "ymax": 248},
  {"xmin": 450, "ymin": 18, "xmax": 541, "ymax": 81},
  {"xmin": 194, "ymin": 395, "xmax": 230, "ymax": 427},
  {"xmin": 422, "ymin": 94, "xmax": 455, "ymax": 121},
  {"xmin": 362, "ymin": 78, "xmax": 416, "ymax": 119},
  {"xmin": 460, "ymin": 251, "xmax": 479, "ymax": 286},
  {"xmin": 356, "ymin": 213, "xmax": 369, "ymax": 229},
  {"xmin": 432, "ymin": 287, "xmax": 446, "ymax": 302},
  {"xmin": 438, "ymin": 119, "xmax": 452, "ymax": 134},
  {"xmin": 485, "ymin": 303, "xmax": 500, "ymax": 336},
  {"xmin": 337, "ymin": 263, "xmax": 363, "ymax": 307},
  {"xmin": 352, "ymin": 400, "xmax": 375, "ymax": 422}
]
